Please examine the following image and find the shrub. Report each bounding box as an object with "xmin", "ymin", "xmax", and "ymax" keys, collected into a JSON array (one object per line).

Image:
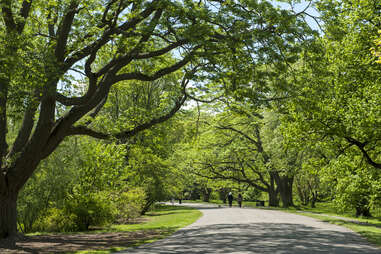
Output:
[
  {"xmin": 115, "ymin": 188, "xmax": 146, "ymax": 223},
  {"xmin": 64, "ymin": 191, "xmax": 117, "ymax": 231},
  {"xmin": 33, "ymin": 208, "xmax": 78, "ymax": 232}
]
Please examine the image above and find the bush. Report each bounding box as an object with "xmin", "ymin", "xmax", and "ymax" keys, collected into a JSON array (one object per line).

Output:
[
  {"xmin": 33, "ymin": 208, "xmax": 78, "ymax": 232},
  {"xmin": 64, "ymin": 191, "xmax": 117, "ymax": 231},
  {"xmin": 115, "ymin": 188, "xmax": 146, "ymax": 223}
]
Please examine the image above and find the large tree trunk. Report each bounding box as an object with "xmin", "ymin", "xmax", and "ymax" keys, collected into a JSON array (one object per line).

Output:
[
  {"xmin": 273, "ymin": 172, "xmax": 294, "ymax": 208},
  {"xmin": 0, "ymin": 159, "xmax": 41, "ymax": 244},
  {"xmin": 267, "ymin": 188, "xmax": 279, "ymax": 207},
  {"xmin": 277, "ymin": 175, "xmax": 294, "ymax": 208},
  {"xmin": 267, "ymin": 173, "xmax": 279, "ymax": 207},
  {"xmin": 0, "ymin": 191, "xmax": 19, "ymax": 246}
]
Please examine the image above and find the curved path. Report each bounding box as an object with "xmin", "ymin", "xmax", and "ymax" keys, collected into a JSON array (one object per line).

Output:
[{"xmin": 117, "ymin": 203, "xmax": 380, "ymax": 254}]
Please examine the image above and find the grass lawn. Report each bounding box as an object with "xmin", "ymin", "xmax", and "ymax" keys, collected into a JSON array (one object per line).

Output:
[
  {"xmin": 73, "ymin": 205, "xmax": 202, "ymax": 253},
  {"xmin": 283, "ymin": 203, "xmax": 381, "ymax": 248},
  {"xmin": 292, "ymin": 212, "xmax": 381, "ymax": 248},
  {"xmin": 111, "ymin": 205, "xmax": 202, "ymax": 233},
  {"xmin": 4, "ymin": 205, "xmax": 202, "ymax": 254}
]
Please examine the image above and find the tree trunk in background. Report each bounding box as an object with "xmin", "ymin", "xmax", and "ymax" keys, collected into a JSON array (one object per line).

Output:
[
  {"xmin": 141, "ymin": 199, "xmax": 154, "ymax": 215},
  {"xmin": 219, "ymin": 188, "xmax": 229, "ymax": 204},
  {"xmin": 267, "ymin": 173, "xmax": 279, "ymax": 207},
  {"xmin": 355, "ymin": 198, "xmax": 372, "ymax": 217},
  {"xmin": 274, "ymin": 174, "xmax": 294, "ymax": 208},
  {"xmin": 267, "ymin": 188, "xmax": 279, "ymax": 207},
  {"xmin": 202, "ymin": 188, "xmax": 212, "ymax": 202},
  {"xmin": 310, "ymin": 190, "xmax": 318, "ymax": 208}
]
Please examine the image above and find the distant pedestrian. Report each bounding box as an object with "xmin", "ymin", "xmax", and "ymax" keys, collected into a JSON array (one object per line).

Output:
[
  {"xmin": 237, "ymin": 193, "xmax": 243, "ymax": 208},
  {"xmin": 227, "ymin": 192, "xmax": 233, "ymax": 207}
]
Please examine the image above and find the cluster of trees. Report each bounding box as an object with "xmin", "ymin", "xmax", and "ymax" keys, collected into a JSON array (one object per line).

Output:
[
  {"xmin": 0, "ymin": 0, "xmax": 380, "ymax": 245},
  {"xmin": 178, "ymin": 0, "xmax": 381, "ymax": 215}
]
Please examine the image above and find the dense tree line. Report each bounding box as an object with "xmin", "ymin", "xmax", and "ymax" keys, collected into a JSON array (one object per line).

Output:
[{"xmin": 0, "ymin": 0, "xmax": 380, "ymax": 245}]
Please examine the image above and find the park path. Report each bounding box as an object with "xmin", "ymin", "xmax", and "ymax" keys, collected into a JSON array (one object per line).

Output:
[{"xmin": 116, "ymin": 203, "xmax": 380, "ymax": 254}]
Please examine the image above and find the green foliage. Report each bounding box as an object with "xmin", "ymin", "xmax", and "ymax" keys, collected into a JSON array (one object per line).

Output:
[
  {"xmin": 8, "ymin": 0, "xmax": 380, "ymax": 238},
  {"xmin": 279, "ymin": 0, "xmax": 381, "ymax": 214},
  {"xmin": 321, "ymin": 154, "xmax": 381, "ymax": 216},
  {"xmin": 17, "ymin": 138, "xmax": 79, "ymax": 233},
  {"xmin": 111, "ymin": 205, "xmax": 202, "ymax": 232},
  {"xmin": 75, "ymin": 139, "xmax": 128, "ymax": 193},
  {"xmin": 242, "ymin": 187, "xmax": 262, "ymax": 201},
  {"xmin": 17, "ymin": 137, "xmax": 127, "ymax": 233},
  {"xmin": 64, "ymin": 191, "xmax": 117, "ymax": 231},
  {"xmin": 373, "ymin": 30, "xmax": 381, "ymax": 64},
  {"xmin": 116, "ymin": 188, "xmax": 146, "ymax": 223},
  {"xmin": 33, "ymin": 208, "xmax": 79, "ymax": 232}
]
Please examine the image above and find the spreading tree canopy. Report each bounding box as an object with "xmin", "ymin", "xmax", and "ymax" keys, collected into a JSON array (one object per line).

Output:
[{"xmin": 0, "ymin": 0, "xmax": 310, "ymax": 242}]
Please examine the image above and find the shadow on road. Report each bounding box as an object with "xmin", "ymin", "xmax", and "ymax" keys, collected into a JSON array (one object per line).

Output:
[{"xmin": 120, "ymin": 223, "xmax": 380, "ymax": 254}]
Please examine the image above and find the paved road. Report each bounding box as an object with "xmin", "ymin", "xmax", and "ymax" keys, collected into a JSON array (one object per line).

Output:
[{"xmin": 117, "ymin": 203, "xmax": 380, "ymax": 254}]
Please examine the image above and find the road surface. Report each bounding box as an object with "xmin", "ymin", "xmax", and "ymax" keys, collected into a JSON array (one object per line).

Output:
[{"xmin": 116, "ymin": 203, "xmax": 380, "ymax": 254}]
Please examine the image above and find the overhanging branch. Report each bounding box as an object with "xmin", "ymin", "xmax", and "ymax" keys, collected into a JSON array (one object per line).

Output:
[
  {"xmin": 115, "ymin": 94, "xmax": 187, "ymax": 139},
  {"xmin": 68, "ymin": 126, "xmax": 110, "ymax": 139},
  {"xmin": 216, "ymin": 125, "xmax": 260, "ymax": 147},
  {"xmin": 345, "ymin": 137, "xmax": 381, "ymax": 169},
  {"xmin": 67, "ymin": 93, "xmax": 187, "ymax": 140},
  {"xmin": 113, "ymin": 54, "xmax": 194, "ymax": 83}
]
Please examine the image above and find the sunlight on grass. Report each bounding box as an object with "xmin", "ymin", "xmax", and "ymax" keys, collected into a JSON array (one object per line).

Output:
[
  {"xmin": 295, "ymin": 213, "xmax": 381, "ymax": 247},
  {"xmin": 66, "ymin": 205, "xmax": 201, "ymax": 254},
  {"xmin": 111, "ymin": 205, "xmax": 202, "ymax": 232}
]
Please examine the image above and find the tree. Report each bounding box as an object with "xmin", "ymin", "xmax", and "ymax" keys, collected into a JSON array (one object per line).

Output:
[
  {"xmin": 0, "ymin": 0, "xmax": 310, "ymax": 242},
  {"xmin": 183, "ymin": 108, "xmax": 299, "ymax": 207},
  {"xmin": 279, "ymin": 0, "xmax": 381, "ymax": 214},
  {"xmin": 284, "ymin": 0, "xmax": 381, "ymax": 170}
]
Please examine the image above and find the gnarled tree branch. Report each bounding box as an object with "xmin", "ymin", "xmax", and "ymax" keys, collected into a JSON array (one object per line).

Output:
[
  {"xmin": 345, "ymin": 137, "xmax": 381, "ymax": 169},
  {"xmin": 115, "ymin": 94, "xmax": 187, "ymax": 139}
]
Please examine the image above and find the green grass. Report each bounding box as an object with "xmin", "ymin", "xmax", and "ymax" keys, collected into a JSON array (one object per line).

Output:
[
  {"xmin": 270, "ymin": 202, "xmax": 381, "ymax": 248},
  {"xmin": 52, "ymin": 205, "xmax": 202, "ymax": 254},
  {"xmin": 292, "ymin": 212, "xmax": 381, "ymax": 247},
  {"xmin": 111, "ymin": 205, "xmax": 202, "ymax": 232}
]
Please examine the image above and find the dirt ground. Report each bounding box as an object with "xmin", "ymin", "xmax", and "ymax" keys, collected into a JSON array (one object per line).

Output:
[{"xmin": 0, "ymin": 230, "xmax": 163, "ymax": 253}]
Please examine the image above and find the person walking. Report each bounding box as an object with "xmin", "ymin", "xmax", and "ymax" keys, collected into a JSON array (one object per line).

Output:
[
  {"xmin": 227, "ymin": 192, "xmax": 233, "ymax": 207},
  {"xmin": 237, "ymin": 193, "xmax": 243, "ymax": 208}
]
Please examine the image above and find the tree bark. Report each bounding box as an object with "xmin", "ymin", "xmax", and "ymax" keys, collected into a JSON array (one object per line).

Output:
[
  {"xmin": 267, "ymin": 188, "xmax": 279, "ymax": 207},
  {"xmin": 278, "ymin": 175, "xmax": 294, "ymax": 208},
  {"xmin": 0, "ymin": 191, "xmax": 19, "ymax": 246},
  {"xmin": 310, "ymin": 190, "xmax": 318, "ymax": 208},
  {"xmin": 141, "ymin": 199, "xmax": 154, "ymax": 215},
  {"xmin": 267, "ymin": 173, "xmax": 279, "ymax": 207}
]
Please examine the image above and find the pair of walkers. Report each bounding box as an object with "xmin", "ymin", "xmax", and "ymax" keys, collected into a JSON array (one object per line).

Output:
[{"xmin": 227, "ymin": 192, "xmax": 242, "ymax": 208}]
